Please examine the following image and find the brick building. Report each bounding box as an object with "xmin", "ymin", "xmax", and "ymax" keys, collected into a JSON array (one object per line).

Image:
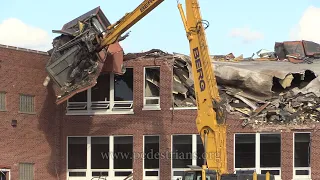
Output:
[{"xmin": 0, "ymin": 44, "xmax": 318, "ymax": 180}]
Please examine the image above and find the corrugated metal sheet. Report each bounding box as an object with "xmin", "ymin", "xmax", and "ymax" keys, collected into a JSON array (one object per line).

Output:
[{"xmin": 60, "ymin": 6, "xmax": 111, "ymax": 34}]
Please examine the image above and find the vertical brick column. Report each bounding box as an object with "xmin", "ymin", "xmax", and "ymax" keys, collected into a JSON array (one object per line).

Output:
[
  {"xmin": 281, "ymin": 131, "xmax": 293, "ymax": 180},
  {"xmin": 311, "ymin": 129, "xmax": 320, "ymax": 179},
  {"xmin": 227, "ymin": 128, "xmax": 234, "ymax": 173},
  {"xmin": 133, "ymin": 134, "xmax": 143, "ymax": 179},
  {"xmin": 160, "ymin": 134, "xmax": 172, "ymax": 179}
]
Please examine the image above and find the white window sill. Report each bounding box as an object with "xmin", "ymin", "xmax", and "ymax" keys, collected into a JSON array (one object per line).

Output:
[
  {"xmin": 170, "ymin": 107, "xmax": 197, "ymax": 110},
  {"xmin": 66, "ymin": 110, "xmax": 134, "ymax": 116},
  {"xmin": 142, "ymin": 106, "xmax": 161, "ymax": 111}
]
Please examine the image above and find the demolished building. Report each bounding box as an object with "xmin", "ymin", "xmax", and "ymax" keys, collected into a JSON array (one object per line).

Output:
[
  {"xmin": 43, "ymin": 5, "xmax": 320, "ymax": 131},
  {"xmin": 121, "ymin": 41, "xmax": 320, "ymax": 130}
]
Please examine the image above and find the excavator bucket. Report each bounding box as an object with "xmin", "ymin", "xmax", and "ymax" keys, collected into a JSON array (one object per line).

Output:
[{"xmin": 45, "ymin": 7, "xmax": 125, "ymax": 104}]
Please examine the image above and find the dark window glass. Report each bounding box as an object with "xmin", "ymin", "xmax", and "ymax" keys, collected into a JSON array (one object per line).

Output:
[
  {"xmin": 114, "ymin": 136, "xmax": 133, "ymax": 169},
  {"xmin": 260, "ymin": 134, "xmax": 281, "ymax": 167},
  {"xmin": 114, "ymin": 68, "xmax": 133, "ymax": 101},
  {"xmin": 68, "ymin": 137, "xmax": 87, "ymax": 169},
  {"xmin": 172, "ymin": 135, "xmax": 192, "ymax": 168},
  {"xmin": 294, "ymin": 133, "xmax": 311, "ymax": 167},
  {"xmin": 196, "ymin": 135, "xmax": 205, "ymax": 166},
  {"xmin": 91, "ymin": 137, "xmax": 109, "ymax": 169},
  {"xmin": 69, "ymin": 90, "xmax": 87, "ymax": 102},
  {"xmin": 144, "ymin": 136, "xmax": 160, "ymax": 169},
  {"xmin": 91, "ymin": 74, "xmax": 110, "ymax": 102},
  {"xmin": 235, "ymin": 134, "xmax": 255, "ymax": 168}
]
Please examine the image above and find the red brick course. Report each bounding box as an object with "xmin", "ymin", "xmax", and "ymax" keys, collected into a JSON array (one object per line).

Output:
[{"xmin": 1, "ymin": 46, "xmax": 319, "ymax": 180}]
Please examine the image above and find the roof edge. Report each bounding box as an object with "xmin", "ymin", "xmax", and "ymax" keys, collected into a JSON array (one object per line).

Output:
[{"xmin": 0, "ymin": 44, "xmax": 49, "ymax": 55}]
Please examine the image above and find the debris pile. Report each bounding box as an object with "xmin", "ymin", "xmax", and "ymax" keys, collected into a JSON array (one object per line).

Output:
[
  {"xmin": 123, "ymin": 41, "xmax": 320, "ymax": 128},
  {"xmin": 210, "ymin": 40, "xmax": 320, "ymax": 64}
]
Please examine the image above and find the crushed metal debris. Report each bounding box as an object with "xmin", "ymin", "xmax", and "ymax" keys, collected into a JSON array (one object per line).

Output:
[{"xmin": 123, "ymin": 41, "xmax": 320, "ymax": 128}]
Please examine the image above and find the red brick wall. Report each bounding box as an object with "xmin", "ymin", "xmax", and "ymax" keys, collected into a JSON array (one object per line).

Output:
[
  {"xmin": 58, "ymin": 57, "xmax": 199, "ymax": 180},
  {"xmin": 1, "ymin": 47, "xmax": 320, "ymax": 180},
  {"xmin": 0, "ymin": 47, "xmax": 61, "ymax": 180}
]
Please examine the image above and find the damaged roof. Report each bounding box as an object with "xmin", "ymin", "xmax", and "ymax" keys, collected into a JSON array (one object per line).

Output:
[{"xmin": 123, "ymin": 40, "xmax": 320, "ymax": 129}]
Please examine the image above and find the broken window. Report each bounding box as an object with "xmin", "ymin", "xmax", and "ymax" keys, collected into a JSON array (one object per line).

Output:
[
  {"xmin": 114, "ymin": 68, "xmax": 133, "ymax": 101},
  {"xmin": 114, "ymin": 68, "xmax": 134, "ymax": 110},
  {"xmin": 144, "ymin": 67, "xmax": 160, "ymax": 108},
  {"xmin": 19, "ymin": 94, "xmax": 35, "ymax": 113},
  {"xmin": 260, "ymin": 134, "xmax": 281, "ymax": 167},
  {"xmin": 0, "ymin": 92, "xmax": 6, "ymax": 111},
  {"xmin": 68, "ymin": 137, "xmax": 87, "ymax": 170},
  {"xmin": 294, "ymin": 133, "xmax": 311, "ymax": 177},
  {"xmin": 235, "ymin": 134, "xmax": 255, "ymax": 168},
  {"xmin": 91, "ymin": 74, "xmax": 110, "ymax": 102},
  {"xmin": 114, "ymin": 136, "xmax": 133, "ymax": 170},
  {"xmin": 19, "ymin": 163, "xmax": 34, "ymax": 180},
  {"xmin": 196, "ymin": 135, "xmax": 205, "ymax": 167},
  {"xmin": 91, "ymin": 137, "xmax": 109, "ymax": 169},
  {"xmin": 172, "ymin": 135, "xmax": 192, "ymax": 168}
]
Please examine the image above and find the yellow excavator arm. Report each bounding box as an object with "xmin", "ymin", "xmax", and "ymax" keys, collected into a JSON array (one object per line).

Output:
[
  {"xmin": 96, "ymin": 1, "xmax": 227, "ymax": 177},
  {"xmin": 177, "ymin": 0, "xmax": 227, "ymax": 176}
]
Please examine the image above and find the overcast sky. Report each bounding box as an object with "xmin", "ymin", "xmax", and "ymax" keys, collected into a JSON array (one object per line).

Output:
[{"xmin": 1, "ymin": 0, "xmax": 320, "ymax": 57}]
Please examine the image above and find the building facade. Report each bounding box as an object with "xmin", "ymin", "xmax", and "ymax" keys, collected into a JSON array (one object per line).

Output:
[{"xmin": 0, "ymin": 44, "xmax": 319, "ymax": 180}]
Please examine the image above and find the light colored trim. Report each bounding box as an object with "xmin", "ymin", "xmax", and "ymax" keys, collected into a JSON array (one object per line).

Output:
[
  {"xmin": 170, "ymin": 107, "xmax": 197, "ymax": 110},
  {"xmin": 142, "ymin": 107, "xmax": 161, "ymax": 111},
  {"xmin": 66, "ymin": 110, "xmax": 134, "ymax": 116},
  {"xmin": 0, "ymin": 43, "xmax": 48, "ymax": 55}
]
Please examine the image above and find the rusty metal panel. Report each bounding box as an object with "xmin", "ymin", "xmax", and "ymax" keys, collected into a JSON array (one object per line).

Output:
[
  {"xmin": 101, "ymin": 42, "xmax": 124, "ymax": 75},
  {"xmin": 302, "ymin": 40, "xmax": 320, "ymax": 56},
  {"xmin": 283, "ymin": 41, "xmax": 305, "ymax": 57}
]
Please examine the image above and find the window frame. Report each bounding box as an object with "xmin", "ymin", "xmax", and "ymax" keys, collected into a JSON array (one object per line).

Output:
[
  {"xmin": 19, "ymin": 94, "xmax": 35, "ymax": 114},
  {"xmin": 171, "ymin": 134, "xmax": 203, "ymax": 180},
  {"xmin": 233, "ymin": 133, "xmax": 282, "ymax": 180},
  {"xmin": 292, "ymin": 132, "xmax": 311, "ymax": 180},
  {"xmin": 67, "ymin": 135, "xmax": 134, "ymax": 180},
  {"xmin": 143, "ymin": 135, "xmax": 160, "ymax": 179},
  {"xmin": 19, "ymin": 163, "xmax": 34, "ymax": 180},
  {"xmin": 66, "ymin": 69, "xmax": 134, "ymax": 115},
  {"xmin": 0, "ymin": 168, "xmax": 10, "ymax": 180},
  {"xmin": 0, "ymin": 91, "xmax": 6, "ymax": 111},
  {"xmin": 143, "ymin": 66, "xmax": 161, "ymax": 110}
]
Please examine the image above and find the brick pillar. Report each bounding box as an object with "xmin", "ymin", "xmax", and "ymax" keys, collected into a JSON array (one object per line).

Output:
[
  {"xmin": 227, "ymin": 129, "xmax": 234, "ymax": 173},
  {"xmin": 281, "ymin": 132, "xmax": 293, "ymax": 180},
  {"xmin": 160, "ymin": 134, "xmax": 172, "ymax": 179},
  {"xmin": 311, "ymin": 130, "xmax": 320, "ymax": 179},
  {"xmin": 133, "ymin": 133, "xmax": 143, "ymax": 179}
]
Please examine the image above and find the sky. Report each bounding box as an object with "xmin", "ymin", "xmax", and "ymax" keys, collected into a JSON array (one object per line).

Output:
[{"xmin": 1, "ymin": 0, "xmax": 320, "ymax": 57}]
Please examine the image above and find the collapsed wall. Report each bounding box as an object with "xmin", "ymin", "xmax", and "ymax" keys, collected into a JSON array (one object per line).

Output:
[{"xmin": 123, "ymin": 47, "xmax": 320, "ymax": 129}]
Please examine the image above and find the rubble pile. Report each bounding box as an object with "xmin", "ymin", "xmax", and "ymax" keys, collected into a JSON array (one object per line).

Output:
[{"xmin": 123, "ymin": 41, "xmax": 320, "ymax": 128}]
